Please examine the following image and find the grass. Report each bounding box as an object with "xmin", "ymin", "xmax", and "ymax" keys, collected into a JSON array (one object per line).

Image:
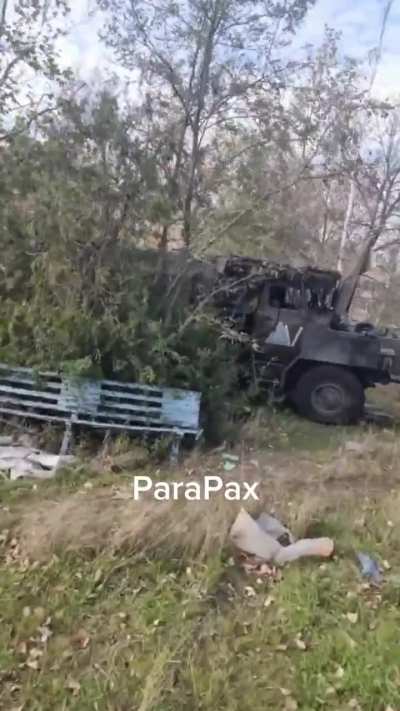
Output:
[{"xmin": 1, "ymin": 411, "xmax": 400, "ymax": 710}]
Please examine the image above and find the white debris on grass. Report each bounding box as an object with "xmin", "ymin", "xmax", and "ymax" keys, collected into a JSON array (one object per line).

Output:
[{"xmin": 0, "ymin": 445, "xmax": 75, "ymax": 480}]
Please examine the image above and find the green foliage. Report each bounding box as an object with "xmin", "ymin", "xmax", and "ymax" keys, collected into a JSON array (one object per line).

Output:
[
  {"xmin": 0, "ymin": 0, "xmax": 72, "ymax": 139},
  {"xmin": 0, "ymin": 92, "xmax": 242, "ymax": 440}
]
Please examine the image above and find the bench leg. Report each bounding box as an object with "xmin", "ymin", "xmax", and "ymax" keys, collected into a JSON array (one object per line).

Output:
[
  {"xmin": 60, "ymin": 419, "xmax": 74, "ymax": 457},
  {"xmin": 170, "ymin": 435, "xmax": 182, "ymax": 466}
]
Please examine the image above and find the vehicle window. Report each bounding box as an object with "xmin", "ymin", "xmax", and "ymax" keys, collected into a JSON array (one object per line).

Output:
[
  {"xmin": 306, "ymin": 288, "xmax": 333, "ymax": 311},
  {"xmin": 269, "ymin": 285, "xmax": 286, "ymax": 308},
  {"xmin": 269, "ymin": 285, "xmax": 301, "ymax": 309}
]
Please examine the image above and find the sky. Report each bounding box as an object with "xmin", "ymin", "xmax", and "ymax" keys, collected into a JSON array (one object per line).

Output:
[{"xmin": 57, "ymin": 0, "xmax": 400, "ymax": 98}]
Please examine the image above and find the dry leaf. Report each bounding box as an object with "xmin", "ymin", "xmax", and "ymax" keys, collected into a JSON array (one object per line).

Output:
[
  {"xmin": 65, "ymin": 678, "xmax": 81, "ymax": 695},
  {"xmin": 335, "ymin": 666, "xmax": 345, "ymax": 679},
  {"xmin": 280, "ymin": 688, "xmax": 291, "ymax": 697},
  {"xmin": 347, "ymin": 612, "xmax": 358, "ymax": 624},
  {"xmin": 16, "ymin": 641, "xmax": 27, "ymax": 656},
  {"xmin": 38, "ymin": 621, "xmax": 52, "ymax": 644},
  {"xmin": 29, "ymin": 648, "xmax": 43, "ymax": 659},
  {"xmin": 244, "ymin": 586, "xmax": 256, "ymax": 597},
  {"xmin": 72, "ymin": 629, "xmax": 90, "ymax": 649},
  {"xmin": 33, "ymin": 607, "xmax": 46, "ymax": 621},
  {"xmin": 26, "ymin": 659, "xmax": 39, "ymax": 670},
  {"xmin": 295, "ymin": 638, "xmax": 307, "ymax": 650},
  {"xmin": 264, "ymin": 596, "xmax": 274, "ymax": 608}
]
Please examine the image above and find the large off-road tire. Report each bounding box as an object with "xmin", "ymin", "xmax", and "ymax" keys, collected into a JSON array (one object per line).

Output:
[{"xmin": 292, "ymin": 365, "xmax": 365, "ymax": 425}]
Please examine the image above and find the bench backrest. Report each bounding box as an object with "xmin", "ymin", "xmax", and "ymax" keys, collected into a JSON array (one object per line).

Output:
[{"xmin": 0, "ymin": 364, "xmax": 201, "ymax": 436}]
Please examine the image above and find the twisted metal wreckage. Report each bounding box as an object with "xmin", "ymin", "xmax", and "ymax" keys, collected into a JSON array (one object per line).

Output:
[{"xmin": 176, "ymin": 251, "xmax": 400, "ymax": 425}]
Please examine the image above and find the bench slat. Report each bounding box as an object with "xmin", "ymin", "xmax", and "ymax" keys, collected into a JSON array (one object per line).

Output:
[
  {"xmin": 0, "ymin": 406, "xmax": 198, "ymax": 434},
  {"xmin": 0, "ymin": 401, "xmax": 164, "ymax": 426},
  {"xmin": 0, "ymin": 384, "xmax": 60, "ymax": 401},
  {"xmin": 0, "ymin": 366, "xmax": 201, "ymax": 436}
]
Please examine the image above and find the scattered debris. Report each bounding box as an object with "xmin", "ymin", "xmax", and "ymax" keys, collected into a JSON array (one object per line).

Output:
[
  {"xmin": 230, "ymin": 509, "xmax": 334, "ymax": 566},
  {"xmin": 223, "ymin": 461, "xmax": 237, "ymax": 471},
  {"xmin": 356, "ymin": 553, "xmax": 382, "ymax": 585},
  {"xmin": 239, "ymin": 552, "xmax": 280, "ymax": 579},
  {"xmin": 0, "ymin": 445, "xmax": 74, "ymax": 480},
  {"xmin": 222, "ymin": 453, "xmax": 239, "ymax": 471},
  {"xmin": 256, "ymin": 512, "xmax": 295, "ymax": 546}
]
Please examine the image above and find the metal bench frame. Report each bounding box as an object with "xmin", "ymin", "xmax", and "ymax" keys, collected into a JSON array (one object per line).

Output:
[{"xmin": 0, "ymin": 364, "xmax": 202, "ymax": 460}]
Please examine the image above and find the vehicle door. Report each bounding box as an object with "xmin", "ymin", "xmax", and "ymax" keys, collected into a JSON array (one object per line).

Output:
[{"xmin": 253, "ymin": 283, "xmax": 304, "ymax": 361}]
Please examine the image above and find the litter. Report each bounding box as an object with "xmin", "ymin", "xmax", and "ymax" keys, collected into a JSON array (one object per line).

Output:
[
  {"xmin": 356, "ymin": 553, "xmax": 382, "ymax": 585},
  {"xmin": 256, "ymin": 513, "xmax": 295, "ymax": 546},
  {"xmin": 230, "ymin": 509, "xmax": 334, "ymax": 566},
  {"xmin": 0, "ymin": 445, "xmax": 75, "ymax": 480},
  {"xmin": 222, "ymin": 453, "xmax": 239, "ymax": 471},
  {"xmin": 222, "ymin": 454, "xmax": 239, "ymax": 462}
]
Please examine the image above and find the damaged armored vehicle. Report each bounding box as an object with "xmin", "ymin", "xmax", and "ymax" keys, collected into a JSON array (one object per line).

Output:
[{"xmin": 189, "ymin": 254, "xmax": 400, "ymax": 425}]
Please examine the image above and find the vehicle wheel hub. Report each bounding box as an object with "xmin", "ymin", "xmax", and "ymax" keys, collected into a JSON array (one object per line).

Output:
[{"xmin": 311, "ymin": 383, "xmax": 345, "ymax": 415}]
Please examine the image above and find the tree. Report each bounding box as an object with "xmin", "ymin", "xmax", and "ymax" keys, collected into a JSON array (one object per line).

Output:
[
  {"xmin": 99, "ymin": 0, "xmax": 316, "ymax": 247},
  {"xmin": 0, "ymin": 0, "xmax": 71, "ymax": 141},
  {"xmin": 0, "ymin": 89, "xmax": 157, "ymax": 370},
  {"xmin": 191, "ymin": 29, "xmax": 368, "ymax": 265},
  {"xmin": 335, "ymin": 108, "xmax": 400, "ymax": 315}
]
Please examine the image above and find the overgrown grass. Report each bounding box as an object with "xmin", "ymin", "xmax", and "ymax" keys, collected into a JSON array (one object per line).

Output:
[
  {"xmin": 1, "ymin": 412, "xmax": 400, "ymax": 710},
  {"xmin": 2, "ymin": 519, "xmax": 400, "ymax": 711}
]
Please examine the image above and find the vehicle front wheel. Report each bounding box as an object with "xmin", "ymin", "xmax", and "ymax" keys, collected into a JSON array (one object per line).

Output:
[{"xmin": 292, "ymin": 365, "xmax": 365, "ymax": 425}]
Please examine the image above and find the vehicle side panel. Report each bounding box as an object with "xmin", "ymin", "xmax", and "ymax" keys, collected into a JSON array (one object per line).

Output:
[{"xmin": 299, "ymin": 324, "xmax": 382, "ymax": 370}]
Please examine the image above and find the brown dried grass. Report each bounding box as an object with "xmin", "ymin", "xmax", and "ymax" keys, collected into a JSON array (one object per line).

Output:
[
  {"xmin": 10, "ymin": 428, "xmax": 400, "ymax": 562},
  {"xmin": 14, "ymin": 476, "xmax": 259, "ymax": 562}
]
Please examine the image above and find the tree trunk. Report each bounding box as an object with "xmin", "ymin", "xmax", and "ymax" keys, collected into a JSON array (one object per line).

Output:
[
  {"xmin": 181, "ymin": 3, "xmax": 221, "ymax": 245},
  {"xmin": 337, "ymin": 176, "xmax": 356, "ymax": 273}
]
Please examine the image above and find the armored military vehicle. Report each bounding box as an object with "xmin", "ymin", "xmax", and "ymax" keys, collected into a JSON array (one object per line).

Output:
[{"xmin": 198, "ymin": 255, "xmax": 400, "ymax": 424}]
